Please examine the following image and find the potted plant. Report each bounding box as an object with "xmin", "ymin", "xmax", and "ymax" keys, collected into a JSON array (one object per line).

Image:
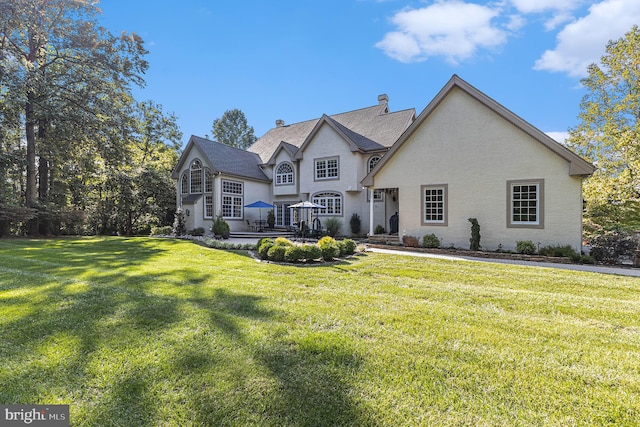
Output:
[{"xmin": 267, "ymin": 209, "xmax": 275, "ymax": 230}]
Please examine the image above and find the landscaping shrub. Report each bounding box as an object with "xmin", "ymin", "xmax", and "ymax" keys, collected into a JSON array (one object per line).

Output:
[
  {"xmin": 188, "ymin": 227, "xmax": 205, "ymax": 236},
  {"xmin": 303, "ymin": 244, "xmax": 322, "ymax": 261},
  {"xmin": 338, "ymin": 239, "xmax": 357, "ymax": 256},
  {"xmin": 589, "ymin": 232, "xmax": 638, "ymax": 264},
  {"xmin": 402, "ymin": 235, "xmax": 420, "ymax": 248},
  {"xmin": 267, "ymin": 244, "xmax": 287, "ymax": 262},
  {"xmin": 256, "ymin": 237, "xmax": 273, "ymax": 251},
  {"xmin": 324, "ymin": 217, "xmax": 342, "ymax": 237},
  {"xmin": 318, "ymin": 236, "xmax": 340, "ymax": 261},
  {"xmin": 350, "ymin": 213, "xmax": 361, "ymax": 235},
  {"xmin": 150, "ymin": 225, "xmax": 173, "ymax": 236},
  {"xmin": 468, "ymin": 218, "xmax": 481, "ymax": 251},
  {"xmin": 274, "ymin": 237, "xmax": 294, "ymax": 247},
  {"xmin": 374, "ymin": 225, "xmax": 385, "ymax": 235},
  {"xmin": 172, "ymin": 208, "xmax": 186, "ymax": 236},
  {"xmin": 516, "ymin": 240, "xmax": 536, "ymax": 255},
  {"xmin": 538, "ymin": 244, "xmax": 579, "ymax": 260},
  {"xmin": 258, "ymin": 239, "xmax": 275, "ymax": 260},
  {"xmin": 211, "ymin": 214, "xmax": 230, "ymax": 238},
  {"xmin": 284, "ymin": 245, "xmax": 306, "ymax": 263},
  {"xmin": 422, "ymin": 233, "xmax": 440, "ymax": 248}
]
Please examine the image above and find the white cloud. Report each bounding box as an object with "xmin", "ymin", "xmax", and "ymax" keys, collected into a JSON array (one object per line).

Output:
[
  {"xmin": 375, "ymin": 1, "xmax": 507, "ymax": 64},
  {"xmin": 534, "ymin": 0, "xmax": 640, "ymax": 77},
  {"xmin": 546, "ymin": 131, "xmax": 570, "ymax": 144},
  {"xmin": 509, "ymin": 0, "xmax": 582, "ymax": 14}
]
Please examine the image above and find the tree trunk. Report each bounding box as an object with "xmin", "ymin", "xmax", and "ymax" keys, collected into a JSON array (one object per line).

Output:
[{"xmin": 25, "ymin": 96, "xmax": 38, "ymax": 235}]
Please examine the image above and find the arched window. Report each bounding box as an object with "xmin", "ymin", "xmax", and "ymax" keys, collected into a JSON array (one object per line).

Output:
[
  {"xmin": 181, "ymin": 171, "xmax": 188, "ymax": 195},
  {"xmin": 204, "ymin": 168, "xmax": 213, "ymax": 193},
  {"xmin": 275, "ymin": 162, "xmax": 294, "ymax": 185},
  {"xmin": 190, "ymin": 159, "xmax": 202, "ymax": 193},
  {"xmin": 368, "ymin": 155, "xmax": 381, "ymax": 173},
  {"xmin": 312, "ymin": 192, "xmax": 342, "ymax": 216}
]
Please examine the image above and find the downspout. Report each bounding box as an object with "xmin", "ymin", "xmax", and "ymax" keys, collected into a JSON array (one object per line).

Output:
[{"xmin": 368, "ymin": 187, "xmax": 375, "ymax": 236}]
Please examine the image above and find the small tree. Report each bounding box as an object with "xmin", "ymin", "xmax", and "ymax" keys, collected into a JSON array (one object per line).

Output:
[
  {"xmin": 350, "ymin": 213, "xmax": 361, "ymax": 235},
  {"xmin": 267, "ymin": 209, "xmax": 275, "ymax": 229},
  {"xmin": 172, "ymin": 208, "xmax": 186, "ymax": 236},
  {"xmin": 211, "ymin": 214, "xmax": 230, "ymax": 239},
  {"xmin": 468, "ymin": 218, "xmax": 481, "ymax": 251}
]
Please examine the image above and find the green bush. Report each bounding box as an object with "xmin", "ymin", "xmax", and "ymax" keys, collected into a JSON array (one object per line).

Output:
[
  {"xmin": 538, "ymin": 244, "xmax": 579, "ymax": 259},
  {"xmin": 318, "ymin": 236, "xmax": 340, "ymax": 261},
  {"xmin": 303, "ymin": 244, "xmax": 322, "ymax": 261},
  {"xmin": 210, "ymin": 214, "xmax": 230, "ymax": 238},
  {"xmin": 256, "ymin": 237, "xmax": 273, "ymax": 251},
  {"xmin": 338, "ymin": 239, "xmax": 357, "ymax": 256},
  {"xmin": 150, "ymin": 225, "xmax": 173, "ymax": 236},
  {"xmin": 468, "ymin": 218, "xmax": 481, "ymax": 251},
  {"xmin": 350, "ymin": 213, "xmax": 361, "ymax": 235},
  {"xmin": 374, "ymin": 225, "xmax": 385, "ymax": 235},
  {"xmin": 267, "ymin": 245, "xmax": 287, "ymax": 262},
  {"xmin": 258, "ymin": 239, "xmax": 275, "ymax": 260},
  {"xmin": 422, "ymin": 233, "xmax": 440, "ymax": 248},
  {"xmin": 188, "ymin": 227, "xmax": 205, "ymax": 236},
  {"xmin": 324, "ymin": 217, "xmax": 342, "ymax": 237},
  {"xmin": 516, "ymin": 240, "xmax": 536, "ymax": 255},
  {"xmin": 274, "ymin": 237, "xmax": 294, "ymax": 247},
  {"xmin": 284, "ymin": 245, "xmax": 305, "ymax": 263},
  {"xmin": 589, "ymin": 232, "xmax": 638, "ymax": 264},
  {"xmin": 172, "ymin": 208, "xmax": 186, "ymax": 236}
]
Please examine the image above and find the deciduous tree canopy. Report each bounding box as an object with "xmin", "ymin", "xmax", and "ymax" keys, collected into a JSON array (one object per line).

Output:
[{"xmin": 568, "ymin": 25, "xmax": 640, "ymax": 233}]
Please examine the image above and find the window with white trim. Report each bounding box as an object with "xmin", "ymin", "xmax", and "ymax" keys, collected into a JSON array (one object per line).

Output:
[
  {"xmin": 508, "ymin": 180, "xmax": 543, "ymax": 228},
  {"xmin": 421, "ymin": 185, "xmax": 447, "ymax": 225},
  {"xmin": 315, "ymin": 157, "xmax": 339, "ymax": 180},
  {"xmin": 204, "ymin": 195, "xmax": 213, "ymax": 218},
  {"xmin": 275, "ymin": 162, "xmax": 294, "ymax": 185},
  {"xmin": 222, "ymin": 180, "xmax": 243, "ymax": 219},
  {"xmin": 368, "ymin": 155, "xmax": 381, "ymax": 173},
  {"xmin": 181, "ymin": 172, "xmax": 188, "ymax": 195},
  {"xmin": 204, "ymin": 169, "xmax": 213, "ymax": 193},
  {"xmin": 312, "ymin": 192, "xmax": 342, "ymax": 216},
  {"xmin": 190, "ymin": 159, "xmax": 202, "ymax": 193}
]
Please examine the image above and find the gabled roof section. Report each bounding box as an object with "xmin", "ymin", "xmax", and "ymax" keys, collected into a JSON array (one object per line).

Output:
[
  {"xmin": 248, "ymin": 101, "xmax": 415, "ymax": 163},
  {"xmin": 363, "ymin": 75, "xmax": 594, "ymax": 187},
  {"xmin": 294, "ymin": 115, "xmax": 387, "ymax": 159},
  {"xmin": 173, "ymin": 135, "xmax": 269, "ymax": 182},
  {"xmin": 265, "ymin": 141, "xmax": 299, "ymax": 166}
]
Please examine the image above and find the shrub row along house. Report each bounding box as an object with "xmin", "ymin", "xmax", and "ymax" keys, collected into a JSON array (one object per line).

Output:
[{"xmin": 172, "ymin": 75, "xmax": 594, "ymax": 252}]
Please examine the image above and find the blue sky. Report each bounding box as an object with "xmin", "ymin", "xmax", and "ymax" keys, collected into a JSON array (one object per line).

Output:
[{"xmin": 99, "ymin": 0, "xmax": 640, "ymax": 147}]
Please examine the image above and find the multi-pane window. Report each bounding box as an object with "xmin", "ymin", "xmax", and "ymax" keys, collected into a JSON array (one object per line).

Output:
[
  {"xmin": 222, "ymin": 180, "xmax": 243, "ymax": 219},
  {"xmin": 204, "ymin": 195, "xmax": 213, "ymax": 218},
  {"xmin": 190, "ymin": 159, "xmax": 202, "ymax": 193},
  {"xmin": 509, "ymin": 180, "xmax": 543, "ymax": 227},
  {"xmin": 204, "ymin": 169, "xmax": 213, "ymax": 193},
  {"xmin": 275, "ymin": 163, "xmax": 294, "ymax": 185},
  {"xmin": 312, "ymin": 192, "xmax": 342, "ymax": 215},
  {"xmin": 315, "ymin": 157, "xmax": 339, "ymax": 180},
  {"xmin": 368, "ymin": 155, "xmax": 381, "ymax": 173},
  {"xmin": 181, "ymin": 172, "xmax": 188, "ymax": 195},
  {"xmin": 422, "ymin": 185, "xmax": 447, "ymax": 225}
]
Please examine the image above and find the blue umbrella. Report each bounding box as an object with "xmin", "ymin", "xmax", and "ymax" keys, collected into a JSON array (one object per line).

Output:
[{"xmin": 244, "ymin": 200, "xmax": 274, "ymax": 228}]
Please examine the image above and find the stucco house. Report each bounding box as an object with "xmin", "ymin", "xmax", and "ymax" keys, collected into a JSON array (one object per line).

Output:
[{"xmin": 173, "ymin": 75, "xmax": 594, "ymax": 252}]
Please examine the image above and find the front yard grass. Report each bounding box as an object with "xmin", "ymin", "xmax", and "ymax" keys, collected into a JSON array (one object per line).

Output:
[{"xmin": 0, "ymin": 237, "xmax": 639, "ymax": 426}]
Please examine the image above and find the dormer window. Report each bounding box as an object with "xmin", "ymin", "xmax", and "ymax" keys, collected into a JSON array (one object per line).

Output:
[{"xmin": 368, "ymin": 155, "xmax": 381, "ymax": 173}]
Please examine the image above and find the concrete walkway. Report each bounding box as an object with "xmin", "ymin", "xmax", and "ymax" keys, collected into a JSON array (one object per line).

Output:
[
  {"xmin": 367, "ymin": 247, "xmax": 640, "ymax": 278},
  {"xmin": 223, "ymin": 236, "xmax": 640, "ymax": 278}
]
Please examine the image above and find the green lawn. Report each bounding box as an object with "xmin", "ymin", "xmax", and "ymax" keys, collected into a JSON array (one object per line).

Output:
[{"xmin": 0, "ymin": 237, "xmax": 639, "ymax": 426}]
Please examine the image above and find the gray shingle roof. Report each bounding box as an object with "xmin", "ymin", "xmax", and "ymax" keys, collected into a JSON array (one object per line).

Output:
[
  {"xmin": 248, "ymin": 103, "xmax": 416, "ymax": 162},
  {"xmin": 191, "ymin": 136, "xmax": 270, "ymax": 182}
]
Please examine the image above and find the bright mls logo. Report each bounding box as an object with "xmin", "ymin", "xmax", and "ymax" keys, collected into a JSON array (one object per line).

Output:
[{"xmin": 1, "ymin": 405, "xmax": 69, "ymax": 426}]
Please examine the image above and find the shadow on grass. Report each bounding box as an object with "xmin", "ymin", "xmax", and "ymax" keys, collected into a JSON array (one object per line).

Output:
[{"xmin": 0, "ymin": 237, "xmax": 372, "ymax": 426}]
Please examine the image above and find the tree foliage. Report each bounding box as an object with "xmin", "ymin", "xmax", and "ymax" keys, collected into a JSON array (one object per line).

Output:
[
  {"xmin": 568, "ymin": 25, "xmax": 640, "ymax": 232},
  {"xmin": 211, "ymin": 108, "xmax": 257, "ymax": 149},
  {"xmin": 0, "ymin": 0, "xmax": 182, "ymax": 236}
]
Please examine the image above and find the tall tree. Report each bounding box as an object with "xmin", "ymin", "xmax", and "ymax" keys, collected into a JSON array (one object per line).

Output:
[
  {"xmin": 0, "ymin": 0, "xmax": 148, "ymax": 234},
  {"xmin": 568, "ymin": 25, "xmax": 640, "ymax": 232},
  {"xmin": 211, "ymin": 108, "xmax": 257, "ymax": 149}
]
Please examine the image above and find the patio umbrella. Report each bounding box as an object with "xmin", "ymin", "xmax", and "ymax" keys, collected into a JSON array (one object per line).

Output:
[
  {"xmin": 289, "ymin": 201, "xmax": 325, "ymax": 237},
  {"xmin": 244, "ymin": 200, "xmax": 274, "ymax": 224}
]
